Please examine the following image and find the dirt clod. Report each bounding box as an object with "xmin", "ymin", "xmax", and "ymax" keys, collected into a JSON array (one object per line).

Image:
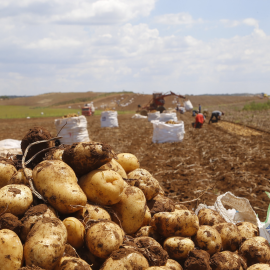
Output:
[{"xmin": 0, "ymin": 213, "xmax": 22, "ymax": 235}]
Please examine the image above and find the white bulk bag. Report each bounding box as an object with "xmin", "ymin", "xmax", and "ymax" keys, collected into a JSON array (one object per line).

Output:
[
  {"xmin": 184, "ymin": 100, "xmax": 193, "ymax": 111},
  {"xmin": 159, "ymin": 112, "xmax": 177, "ymax": 122},
  {"xmin": 0, "ymin": 139, "xmax": 22, "ymax": 157},
  {"xmin": 101, "ymin": 111, "xmax": 118, "ymax": 128},
  {"xmin": 132, "ymin": 114, "xmax": 147, "ymax": 119},
  {"xmin": 148, "ymin": 112, "xmax": 160, "ymax": 122},
  {"xmin": 55, "ymin": 115, "xmax": 90, "ymax": 145},
  {"xmin": 152, "ymin": 121, "xmax": 185, "ymax": 143}
]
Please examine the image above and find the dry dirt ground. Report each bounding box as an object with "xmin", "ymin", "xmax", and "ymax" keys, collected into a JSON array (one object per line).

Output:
[{"xmin": 1, "ymin": 112, "xmax": 269, "ymax": 221}]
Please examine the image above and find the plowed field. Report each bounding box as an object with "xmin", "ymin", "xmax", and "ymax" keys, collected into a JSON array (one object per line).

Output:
[{"xmin": 1, "ymin": 112, "xmax": 269, "ymax": 221}]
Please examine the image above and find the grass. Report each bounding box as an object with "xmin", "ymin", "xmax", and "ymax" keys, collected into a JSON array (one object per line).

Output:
[
  {"xmin": 0, "ymin": 106, "xmax": 135, "ymax": 119},
  {"xmin": 243, "ymin": 100, "xmax": 270, "ymax": 111}
]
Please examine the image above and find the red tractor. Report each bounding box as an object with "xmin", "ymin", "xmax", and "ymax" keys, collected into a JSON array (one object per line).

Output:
[{"xmin": 142, "ymin": 91, "xmax": 185, "ymax": 113}]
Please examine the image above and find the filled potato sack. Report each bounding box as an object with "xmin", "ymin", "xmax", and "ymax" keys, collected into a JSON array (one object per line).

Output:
[
  {"xmin": 127, "ymin": 168, "xmax": 160, "ymax": 200},
  {"xmin": 184, "ymin": 249, "xmax": 211, "ymax": 270},
  {"xmin": 147, "ymin": 194, "xmax": 175, "ymax": 215},
  {"xmin": 247, "ymin": 264, "xmax": 270, "ymax": 270},
  {"xmin": 213, "ymin": 222, "xmax": 242, "ymax": 251},
  {"xmin": 116, "ymin": 153, "xmax": 140, "ymax": 173},
  {"xmin": 111, "ymin": 186, "xmax": 146, "ymax": 234},
  {"xmin": 63, "ymin": 217, "xmax": 85, "ymax": 249},
  {"xmin": 0, "ymin": 213, "xmax": 22, "ymax": 235},
  {"xmin": 239, "ymin": 237, "xmax": 270, "ymax": 266},
  {"xmin": 32, "ymin": 160, "xmax": 87, "ymax": 214},
  {"xmin": 62, "ymin": 142, "xmax": 115, "ymax": 176},
  {"xmin": 55, "ymin": 256, "xmax": 92, "ymax": 270},
  {"xmin": 99, "ymin": 158, "xmax": 127, "ymax": 179},
  {"xmin": 0, "ymin": 229, "xmax": 23, "ymax": 270},
  {"xmin": 210, "ymin": 251, "xmax": 246, "ymax": 270},
  {"xmin": 79, "ymin": 169, "xmax": 125, "ymax": 205},
  {"xmin": 193, "ymin": 225, "xmax": 222, "ymax": 255},
  {"xmin": 150, "ymin": 210, "xmax": 199, "ymax": 238},
  {"xmin": 163, "ymin": 237, "xmax": 195, "ymax": 260},
  {"xmin": 101, "ymin": 248, "xmax": 149, "ymax": 270},
  {"xmin": 0, "ymin": 158, "xmax": 17, "ymax": 188},
  {"xmin": 236, "ymin": 222, "xmax": 260, "ymax": 242},
  {"xmin": 165, "ymin": 259, "xmax": 183, "ymax": 270},
  {"xmin": 0, "ymin": 184, "xmax": 33, "ymax": 216},
  {"xmin": 20, "ymin": 204, "xmax": 56, "ymax": 242},
  {"xmin": 24, "ymin": 217, "xmax": 67, "ymax": 270},
  {"xmin": 8, "ymin": 168, "xmax": 32, "ymax": 186},
  {"xmin": 85, "ymin": 220, "xmax": 124, "ymax": 259},
  {"xmin": 197, "ymin": 208, "xmax": 226, "ymax": 226},
  {"xmin": 75, "ymin": 203, "xmax": 111, "ymax": 223}
]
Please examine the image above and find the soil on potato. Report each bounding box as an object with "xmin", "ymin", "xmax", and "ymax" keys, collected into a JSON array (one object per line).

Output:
[
  {"xmin": 19, "ymin": 266, "xmax": 45, "ymax": 270},
  {"xmin": 1, "ymin": 113, "xmax": 270, "ymax": 220},
  {"xmin": 0, "ymin": 213, "xmax": 22, "ymax": 234}
]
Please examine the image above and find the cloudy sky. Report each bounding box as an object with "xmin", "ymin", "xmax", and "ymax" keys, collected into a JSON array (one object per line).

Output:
[{"xmin": 0, "ymin": 0, "xmax": 269, "ymax": 96}]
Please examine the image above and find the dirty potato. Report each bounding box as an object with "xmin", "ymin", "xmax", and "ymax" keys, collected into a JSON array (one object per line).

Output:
[
  {"xmin": 117, "ymin": 153, "xmax": 140, "ymax": 173},
  {"xmin": 247, "ymin": 264, "xmax": 270, "ymax": 270},
  {"xmin": 63, "ymin": 217, "xmax": 85, "ymax": 249},
  {"xmin": 163, "ymin": 237, "xmax": 195, "ymax": 260},
  {"xmin": 236, "ymin": 222, "xmax": 259, "ymax": 242},
  {"xmin": 184, "ymin": 249, "xmax": 211, "ymax": 270},
  {"xmin": 198, "ymin": 208, "xmax": 226, "ymax": 226},
  {"xmin": 147, "ymin": 194, "xmax": 175, "ymax": 215},
  {"xmin": 112, "ymin": 186, "xmax": 146, "ymax": 234},
  {"xmin": 62, "ymin": 142, "xmax": 115, "ymax": 176},
  {"xmin": 135, "ymin": 226, "xmax": 162, "ymax": 242},
  {"xmin": 85, "ymin": 221, "xmax": 124, "ymax": 259},
  {"xmin": 79, "ymin": 169, "xmax": 125, "ymax": 205},
  {"xmin": 55, "ymin": 256, "xmax": 92, "ymax": 270},
  {"xmin": 0, "ymin": 159, "xmax": 17, "ymax": 188},
  {"xmin": 32, "ymin": 160, "xmax": 87, "ymax": 214},
  {"xmin": 127, "ymin": 168, "xmax": 160, "ymax": 200},
  {"xmin": 8, "ymin": 168, "xmax": 32, "ymax": 186},
  {"xmin": 193, "ymin": 225, "xmax": 222, "ymax": 255},
  {"xmin": 165, "ymin": 259, "xmax": 183, "ymax": 270},
  {"xmin": 0, "ymin": 229, "xmax": 23, "ymax": 270},
  {"xmin": 213, "ymin": 223, "xmax": 242, "ymax": 251},
  {"xmin": 0, "ymin": 184, "xmax": 33, "ymax": 216},
  {"xmin": 99, "ymin": 158, "xmax": 127, "ymax": 179},
  {"xmin": 150, "ymin": 210, "xmax": 199, "ymax": 238},
  {"xmin": 24, "ymin": 217, "xmax": 67, "ymax": 270},
  {"xmin": 141, "ymin": 206, "xmax": 152, "ymax": 226}
]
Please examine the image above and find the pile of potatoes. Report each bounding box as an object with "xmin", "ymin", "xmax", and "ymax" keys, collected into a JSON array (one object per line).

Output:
[{"xmin": 0, "ymin": 126, "xmax": 270, "ymax": 270}]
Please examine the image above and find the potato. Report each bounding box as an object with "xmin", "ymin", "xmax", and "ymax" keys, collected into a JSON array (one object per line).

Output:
[
  {"xmin": 147, "ymin": 194, "xmax": 175, "ymax": 215},
  {"xmin": 236, "ymin": 222, "xmax": 259, "ymax": 242},
  {"xmin": 210, "ymin": 251, "xmax": 246, "ymax": 270},
  {"xmin": 99, "ymin": 158, "xmax": 127, "ymax": 179},
  {"xmin": 198, "ymin": 208, "xmax": 226, "ymax": 226},
  {"xmin": 184, "ymin": 249, "xmax": 211, "ymax": 270},
  {"xmin": 45, "ymin": 146, "xmax": 65, "ymax": 161},
  {"xmin": 135, "ymin": 226, "xmax": 162, "ymax": 242},
  {"xmin": 247, "ymin": 264, "xmax": 270, "ymax": 270},
  {"xmin": 79, "ymin": 169, "xmax": 125, "ymax": 205},
  {"xmin": 127, "ymin": 168, "xmax": 160, "ymax": 200},
  {"xmin": 150, "ymin": 210, "xmax": 199, "ymax": 238},
  {"xmin": 112, "ymin": 186, "xmax": 146, "ymax": 234},
  {"xmin": 63, "ymin": 217, "xmax": 85, "ymax": 249},
  {"xmin": 163, "ymin": 237, "xmax": 195, "ymax": 260},
  {"xmin": 193, "ymin": 225, "xmax": 222, "ymax": 255},
  {"xmin": 75, "ymin": 203, "xmax": 111, "ymax": 223},
  {"xmin": 20, "ymin": 204, "xmax": 56, "ymax": 242},
  {"xmin": 32, "ymin": 160, "xmax": 87, "ymax": 214},
  {"xmin": 55, "ymin": 256, "xmax": 92, "ymax": 270},
  {"xmin": 101, "ymin": 248, "xmax": 149, "ymax": 270},
  {"xmin": 117, "ymin": 153, "xmax": 140, "ymax": 173},
  {"xmin": 0, "ymin": 161, "xmax": 17, "ymax": 188},
  {"xmin": 213, "ymin": 223, "xmax": 242, "ymax": 251},
  {"xmin": 240, "ymin": 237, "xmax": 270, "ymax": 266},
  {"xmin": 0, "ymin": 229, "xmax": 23, "ymax": 270},
  {"xmin": 165, "ymin": 259, "xmax": 183, "ymax": 270},
  {"xmin": 174, "ymin": 204, "xmax": 188, "ymax": 210},
  {"xmin": 62, "ymin": 142, "xmax": 115, "ymax": 176},
  {"xmin": 231, "ymin": 252, "xmax": 248, "ymax": 270},
  {"xmin": 8, "ymin": 168, "xmax": 32, "ymax": 186},
  {"xmin": 24, "ymin": 217, "xmax": 67, "ymax": 270},
  {"xmin": 0, "ymin": 184, "xmax": 33, "ymax": 216},
  {"xmin": 142, "ymin": 206, "xmax": 151, "ymax": 226},
  {"xmin": 85, "ymin": 221, "xmax": 124, "ymax": 259},
  {"xmin": 145, "ymin": 267, "xmax": 171, "ymax": 270}
]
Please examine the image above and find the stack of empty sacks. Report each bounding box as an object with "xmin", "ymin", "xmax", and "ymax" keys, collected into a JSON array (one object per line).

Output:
[{"xmin": 101, "ymin": 111, "xmax": 119, "ymax": 127}]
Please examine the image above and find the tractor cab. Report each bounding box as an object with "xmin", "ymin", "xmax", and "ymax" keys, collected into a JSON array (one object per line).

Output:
[{"xmin": 81, "ymin": 106, "xmax": 92, "ymax": 116}]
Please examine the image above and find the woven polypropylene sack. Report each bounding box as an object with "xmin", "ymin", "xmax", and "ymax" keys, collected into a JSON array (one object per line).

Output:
[
  {"xmin": 55, "ymin": 116, "xmax": 90, "ymax": 145},
  {"xmin": 184, "ymin": 100, "xmax": 193, "ymax": 111},
  {"xmin": 100, "ymin": 111, "xmax": 118, "ymax": 127},
  {"xmin": 148, "ymin": 112, "xmax": 160, "ymax": 122},
  {"xmin": 159, "ymin": 113, "xmax": 178, "ymax": 122}
]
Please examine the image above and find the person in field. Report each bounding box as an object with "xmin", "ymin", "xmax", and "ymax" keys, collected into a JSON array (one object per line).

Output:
[
  {"xmin": 209, "ymin": 110, "xmax": 224, "ymax": 124},
  {"xmin": 199, "ymin": 104, "xmax": 201, "ymax": 113},
  {"xmin": 192, "ymin": 113, "xmax": 205, "ymax": 128}
]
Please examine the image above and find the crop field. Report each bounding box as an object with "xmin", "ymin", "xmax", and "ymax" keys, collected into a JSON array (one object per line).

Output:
[{"xmin": 1, "ymin": 111, "xmax": 269, "ymax": 221}]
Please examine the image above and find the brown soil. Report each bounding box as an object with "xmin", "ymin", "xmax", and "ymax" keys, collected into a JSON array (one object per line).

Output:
[
  {"xmin": 0, "ymin": 213, "xmax": 22, "ymax": 234},
  {"xmin": 21, "ymin": 204, "xmax": 48, "ymax": 219},
  {"xmin": 147, "ymin": 195, "xmax": 175, "ymax": 216},
  {"xmin": 184, "ymin": 250, "xmax": 211, "ymax": 270},
  {"xmin": 0, "ymin": 112, "xmax": 270, "ymax": 220}
]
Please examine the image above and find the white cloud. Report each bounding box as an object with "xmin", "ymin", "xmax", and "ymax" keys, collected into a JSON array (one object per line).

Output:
[{"xmin": 220, "ymin": 18, "xmax": 259, "ymax": 29}]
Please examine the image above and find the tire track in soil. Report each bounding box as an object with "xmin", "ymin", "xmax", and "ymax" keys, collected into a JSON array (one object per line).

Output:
[{"xmin": 0, "ymin": 114, "xmax": 270, "ymax": 220}]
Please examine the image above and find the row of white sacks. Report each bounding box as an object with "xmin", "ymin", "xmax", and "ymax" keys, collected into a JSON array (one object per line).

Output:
[{"xmin": 148, "ymin": 112, "xmax": 178, "ymax": 122}]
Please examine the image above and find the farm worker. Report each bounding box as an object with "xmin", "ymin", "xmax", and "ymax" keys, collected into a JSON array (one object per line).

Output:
[
  {"xmin": 199, "ymin": 104, "xmax": 201, "ymax": 113},
  {"xmin": 209, "ymin": 110, "xmax": 224, "ymax": 124},
  {"xmin": 192, "ymin": 113, "xmax": 205, "ymax": 128}
]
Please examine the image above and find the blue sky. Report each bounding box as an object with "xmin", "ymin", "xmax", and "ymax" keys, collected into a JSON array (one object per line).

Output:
[{"xmin": 0, "ymin": 0, "xmax": 269, "ymax": 95}]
